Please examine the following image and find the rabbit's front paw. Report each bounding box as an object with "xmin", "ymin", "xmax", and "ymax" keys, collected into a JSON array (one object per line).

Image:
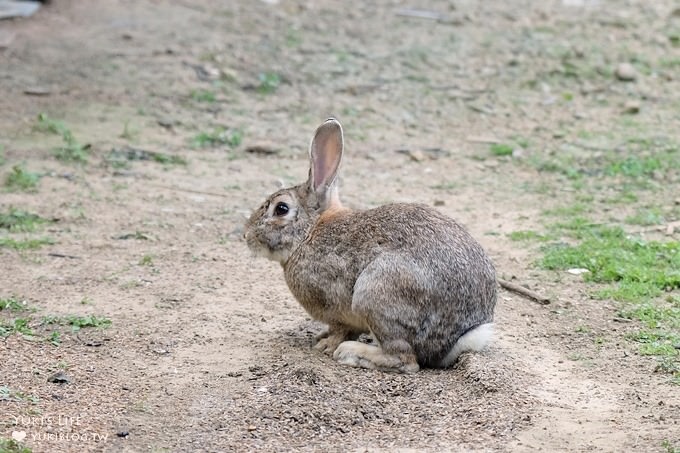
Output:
[
  {"xmin": 313, "ymin": 325, "xmax": 360, "ymax": 354},
  {"xmin": 313, "ymin": 336, "xmax": 343, "ymax": 354}
]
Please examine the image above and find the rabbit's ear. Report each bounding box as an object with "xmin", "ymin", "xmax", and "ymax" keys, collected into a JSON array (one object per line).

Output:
[{"xmin": 309, "ymin": 118, "xmax": 343, "ymax": 198}]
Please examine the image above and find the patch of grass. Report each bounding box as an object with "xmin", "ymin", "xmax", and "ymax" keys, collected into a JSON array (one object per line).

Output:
[
  {"xmin": 619, "ymin": 303, "xmax": 680, "ymax": 330},
  {"xmin": 490, "ymin": 143, "xmax": 514, "ymax": 156},
  {"xmin": 0, "ymin": 438, "xmax": 33, "ymax": 453},
  {"xmin": 605, "ymin": 189, "xmax": 638, "ymax": 204},
  {"xmin": 0, "ymin": 386, "xmax": 39, "ymax": 403},
  {"xmin": 0, "ymin": 208, "xmax": 48, "ymax": 232},
  {"xmin": 48, "ymin": 330, "xmax": 61, "ymax": 346},
  {"xmin": 625, "ymin": 208, "xmax": 665, "ymax": 226},
  {"xmin": 537, "ymin": 216, "xmax": 679, "ymax": 380},
  {"xmin": 191, "ymin": 127, "xmax": 243, "ymax": 148},
  {"xmin": 540, "ymin": 227, "xmax": 679, "ymax": 301},
  {"xmin": 139, "ymin": 254, "xmax": 153, "ymax": 266},
  {"xmin": 190, "ymin": 89, "xmax": 216, "ymax": 103},
  {"xmin": 529, "ymin": 137, "xmax": 678, "ymax": 185},
  {"xmin": 42, "ymin": 314, "xmax": 111, "ymax": 332},
  {"xmin": 106, "ymin": 147, "xmax": 187, "ymax": 168},
  {"xmin": 604, "ymin": 155, "xmax": 664, "ymax": 178},
  {"xmin": 4, "ymin": 165, "xmax": 40, "ymax": 192},
  {"xmin": 37, "ymin": 113, "xmax": 90, "ymax": 164},
  {"xmin": 0, "ymin": 318, "xmax": 34, "ymax": 337},
  {"xmin": 508, "ymin": 230, "xmax": 552, "ymax": 242},
  {"xmin": 430, "ymin": 182, "xmax": 457, "ymax": 190},
  {"xmin": 543, "ymin": 203, "xmax": 589, "ymax": 217},
  {"xmin": 662, "ymin": 439, "xmax": 680, "ymax": 453},
  {"xmin": 257, "ymin": 72, "xmax": 281, "ymax": 94},
  {"xmin": 0, "ymin": 237, "xmax": 54, "ymax": 250},
  {"xmin": 0, "ymin": 145, "xmax": 5, "ymax": 165},
  {"xmin": 285, "ymin": 28, "xmax": 302, "ymax": 47},
  {"xmin": 0, "ymin": 297, "xmax": 25, "ymax": 311}
]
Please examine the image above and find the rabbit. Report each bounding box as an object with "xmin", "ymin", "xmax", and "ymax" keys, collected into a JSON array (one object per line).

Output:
[{"xmin": 244, "ymin": 118, "xmax": 497, "ymax": 373}]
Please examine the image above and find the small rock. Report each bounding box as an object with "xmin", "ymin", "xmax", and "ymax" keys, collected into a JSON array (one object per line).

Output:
[
  {"xmin": 245, "ymin": 142, "xmax": 280, "ymax": 155},
  {"xmin": 567, "ymin": 268, "xmax": 590, "ymax": 275},
  {"xmin": 157, "ymin": 118, "xmax": 177, "ymax": 129},
  {"xmin": 247, "ymin": 425, "xmax": 257, "ymax": 431},
  {"xmin": 622, "ymin": 100, "xmax": 640, "ymax": 114},
  {"xmin": 615, "ymin": 63, "xmax": 637, "ymax": 82},
  {"xmin": 47, "ymin": 371, "xmax": 71, "ymax": 384},
  {"xmin": 116, "ymin": 431, "xmax": 129, "ymax": 438},
  {"xmin": 433, "ymin": 200, "xmax": 445, "ymax": 207},
  {"xmin": 408, "ymin": 150, "xmax": 426, "ymax": 162}
]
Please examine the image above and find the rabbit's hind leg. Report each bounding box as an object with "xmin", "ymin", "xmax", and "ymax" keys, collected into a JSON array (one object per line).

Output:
[{"xmin": 333, "ymin": 339, "xmax": 419, "ymax": 373}]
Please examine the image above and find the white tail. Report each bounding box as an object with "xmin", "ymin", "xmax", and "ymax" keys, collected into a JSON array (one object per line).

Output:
[{"xmin": 439, "ymin": 323, "xmax": 494, "ymax": 368}]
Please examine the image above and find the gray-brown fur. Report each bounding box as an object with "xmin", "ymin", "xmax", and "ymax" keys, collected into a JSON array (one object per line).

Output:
[{"xmin": 244, "ymin": 118, "xmax": 497, "ymax": 373}]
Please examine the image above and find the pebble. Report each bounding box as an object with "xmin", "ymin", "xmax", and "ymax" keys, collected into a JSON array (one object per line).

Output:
[
  {"xmin": 622, "ymin": 100, "xmax": 640, "ymax": 114},
  {"xmin": 615, "ymin": 63, "xmax": 637, "ymax": 81},
  {"xmin": 47, "ymin": 371, "xmax": 71, "ymax": 384}
]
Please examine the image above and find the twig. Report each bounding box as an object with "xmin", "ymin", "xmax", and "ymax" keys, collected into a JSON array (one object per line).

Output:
[
  {"xmin": 149, "ymin": 184, "xmax": 229, "ymax": 198},
  {"xmin": 498, "ymin": 279, "xmax": 550, "ymax": 305},
  {"xmin": 48, "ymin": 253, "xmax": 80, "ymax": 259},
  {"xmin": 395, "ymin": 8, "xmax": 445, "ymax": 21}
]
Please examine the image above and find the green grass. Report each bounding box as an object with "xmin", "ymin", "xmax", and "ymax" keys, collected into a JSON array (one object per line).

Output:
[
  {"xmin": 430, "ymin": 182, "xmax": 457, "ymax": 191},
  {"xmin": 106, "ymin": 147, "xmax": 187, "ymax": 168},
  {"xmin": 0, "ymin": 386, "xmax": 39, "ymax": 403},
  {"xmin": 190, "ymin": 89, "xmax": 216, "ymax": 103},
  {"xmin": 37, "ymin": 113, "xmax": 90, "ymax": 164},
  {"xmin": 257, "ymin": 72, "xmax": 281, "ymax": 94},
  {"xmin": 42, "ymin": 314, "xmax": 111, "ymax": 332},
  {"xmin": 0, "ymin": 438, "xmax": 33, "ymax": 453},
  {"xmin": 662, "ymin": 439, "xmax": 679, "ymax": 453},
  {"xmin": 625, "ymin": 208, "xmax": 665, "ymax": 226},
  {"xmin": 191, "ymin": 127, "xmax": 243, "ymax": 148},
  {"xmin": 508, "ymin": 230, "xmax": 552, "ymax": 242},
  {"xmin": 0, "ymin": 297, "xmax": 25, "ymax": 311},
  {"xmin": 528, "ymin": 137, "xmax": 678, "ymax": 185},
  {"xmin": 490, "ymin": 143, "xmax": 514, "ymax": 156},
  {"xmin": 543, "ymin": 203, "xmax": 589, "ymax": 217},
  {"xmin": 532, "ymin": 216, "xmax": 680, "ymax": 381},
  {"xmin": 540, "ymin": 226, "xmax": 679, "ymax": 299},
  {"xmin": 0, "ymin": 237, "xmax": 54, "ymax": 250},
  {"xmin": 0, "ymin": 318, "xmax": 33, "ymax": 337},
  {"xmin": 139, "ymin": 254, "xmax": 153, "ymax": 266},
  {"xmin": 0, "ymin": 208, "xmax": 48, "ymax": 232},
  {"xmin": 4, "ymin": 165, "xmax": 40, "ymax": 192}
]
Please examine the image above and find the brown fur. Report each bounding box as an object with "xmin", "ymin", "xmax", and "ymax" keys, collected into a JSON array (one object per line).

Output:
[{"xmin": 244, "ymin": 119, "xmax": 497, "ymax": 373}]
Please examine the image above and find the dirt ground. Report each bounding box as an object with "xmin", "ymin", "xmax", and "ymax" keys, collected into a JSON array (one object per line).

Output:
[{"xmin": 1, "ymin": 0, "xmax": 679, "ymax": 452}]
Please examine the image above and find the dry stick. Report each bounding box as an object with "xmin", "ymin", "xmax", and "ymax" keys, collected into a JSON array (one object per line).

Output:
[
  {"xmin": 48, "ymin": 252, "xmax": 80, "ymax": 259},
  {"xmin": 498, "ymin": 278, "xmax": 550, "ymax": 305}
]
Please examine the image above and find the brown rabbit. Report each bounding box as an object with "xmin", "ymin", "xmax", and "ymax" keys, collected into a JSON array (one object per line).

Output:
[{"xmin": 244, "ymin": 119, "xmax": 497, "ymax": 373}]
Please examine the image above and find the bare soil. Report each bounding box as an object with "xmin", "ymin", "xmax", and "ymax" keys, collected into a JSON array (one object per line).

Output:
[{"xmin": 1, "ymin": 1, "xmax": 678, "ymax": 452}]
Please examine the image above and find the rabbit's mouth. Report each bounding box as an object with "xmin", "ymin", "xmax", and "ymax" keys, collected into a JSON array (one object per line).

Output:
[{"xmin": 244, "ymin": 231, "xmax": 291, "ymax": 265}]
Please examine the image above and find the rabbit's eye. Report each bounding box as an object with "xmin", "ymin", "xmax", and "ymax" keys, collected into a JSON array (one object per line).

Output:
[{"xmin": 273, "ymin": 202, "xmax": 289, "ymax": 217}]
